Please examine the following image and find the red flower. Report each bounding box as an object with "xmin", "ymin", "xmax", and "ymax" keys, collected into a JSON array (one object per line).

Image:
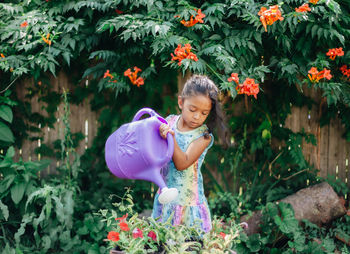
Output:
[
  {"xmin": 171, "ymin": 44, "xmax": 198, "ymax": 66},
  {"xmin": 115, "ymin": 9, "xmax": 123, "ymax": 14},
  {"xmin": 228, "ymin": 73, "xmax": 239, "ymax": 84},
  {"xmin": 179, "ymin": 9, "xmax": 206, "ymax": 27},
  {"xmin": 119, "ymin": 221, "xmax": 130, "ymax": 231},
  {"xmin": 219, "ymin": 232, "xmax": 226, "ymax": 239},
  {"xmin": 107, "ymin": 231, "xmax": 120, "ymax": 242},
  {"xmin": 147, "ymin": 231, "xmax": 157, "ymax": 241},
  {"xmin": 258, "ymin": 5, "xmax": 284, "ymax": 32},
  {"xmin": 340, "ymin": 65, "xmax": 350, "ymax": 79},
  {"xmin": 295, "ymin": 3, "xmax": 311, "ymax": 12},
  {"xmin": 132, "ymin": 228, "xmax": 143, "ymax": 239},
  {"xmin": 124, "ymin": 67, "xmax": 144, "ymax": 87},
  {"xmin": 20, "ymin": 21, "xmax": 28, "ymax": 28},
  {"xmin": 340, "ymin": 65, "xmax": 347, "ymax": 72},
  {"xmin": 326, "ymin": 47, "xmax": 344, "ymax": 60},
  {"xmin": 309, "ymin": 0, "xmax": 319, "ymax": 4}
]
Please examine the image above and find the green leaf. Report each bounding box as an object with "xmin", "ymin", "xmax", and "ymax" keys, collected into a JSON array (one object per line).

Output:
[
  {"xmin": 0, "ymin": 200, "xmax": 9, "ymax": 221},
  {"xmin": 325, "ymin": 0, "xmax": 341, "ymax": 14},
  {"xmin": 11, "ymin": 181, "xmax": 26, "ymax": 204},
  {"xmin": 0, "ymin": 121, "xmax": 14, "ymax": 143},
  {"xmin": 0, "ymin": 105, "xmax": 13, "ymax": 123}
]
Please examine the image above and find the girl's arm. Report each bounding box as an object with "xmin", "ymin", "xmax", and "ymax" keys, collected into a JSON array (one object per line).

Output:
[{"xmin": 159, "ymin": 124, "xmax": 212, "ymax": 171}]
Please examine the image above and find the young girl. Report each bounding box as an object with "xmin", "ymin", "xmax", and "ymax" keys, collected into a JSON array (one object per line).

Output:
[{"xmin": 151, "ymin": 75, "xmax": 229, "ymax": 233}]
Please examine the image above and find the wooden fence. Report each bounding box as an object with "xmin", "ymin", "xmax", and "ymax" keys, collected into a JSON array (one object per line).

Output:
[
  {"xmin": 14, "ymin": 72, "xmax": 350, "ymax": 186},
  {"xmin": 15, "ymin": 72, "xmax": 98, "ymax": 175}
]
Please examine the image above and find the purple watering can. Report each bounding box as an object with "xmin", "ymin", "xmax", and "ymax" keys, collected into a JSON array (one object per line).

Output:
[{"xmin": 105, "ymin": 108, "xmax": 178, "ymax": 204}]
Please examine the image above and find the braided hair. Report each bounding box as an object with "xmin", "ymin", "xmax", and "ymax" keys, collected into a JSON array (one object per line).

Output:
[{"xmin": 180, "ymin": 75, "xmax": 230, "ymax": 148}]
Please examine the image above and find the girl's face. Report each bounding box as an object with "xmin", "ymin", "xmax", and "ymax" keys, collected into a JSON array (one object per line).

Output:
[{"xmin": 178, "ymin": 94, "xmax": 212, "ymax": 129}]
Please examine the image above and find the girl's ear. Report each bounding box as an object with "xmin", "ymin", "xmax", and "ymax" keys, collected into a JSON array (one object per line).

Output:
[{"xmin": 178, "ymin": 96, "xmax": 183, "ymax": 110}]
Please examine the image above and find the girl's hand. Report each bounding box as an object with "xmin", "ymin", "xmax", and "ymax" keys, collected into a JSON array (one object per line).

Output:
[{"xmin": 159, "ymin": 123, "xmax": 174, "ymax": 139}]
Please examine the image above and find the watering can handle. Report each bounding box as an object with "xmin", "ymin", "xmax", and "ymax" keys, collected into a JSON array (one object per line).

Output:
[
  {"xmin": 132, "ymin": 108, "xmax": 157, "ymax": 121},
  {"xmin": 165, "ymin": 133, "xmax": 174, "ymax": 161}
]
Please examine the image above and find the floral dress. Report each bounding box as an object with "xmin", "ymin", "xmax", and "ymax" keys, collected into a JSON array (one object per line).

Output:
[{"xmin": 151, "ymin": 115, "xmax": 214, "ymax": 233}]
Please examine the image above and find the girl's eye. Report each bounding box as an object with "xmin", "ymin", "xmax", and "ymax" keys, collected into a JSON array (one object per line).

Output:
[
  {"xmin": 202, "ymin": 112, "xmax": 208, "ymax": 116},
  {"xmin": 189, "ymin": 109, "xmax": 195, "ymax": 112}
]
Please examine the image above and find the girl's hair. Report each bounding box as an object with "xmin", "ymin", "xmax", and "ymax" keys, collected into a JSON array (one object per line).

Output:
[{"xmin": 180, "ymin": 75, "xmax": 230, "ymax": 148}]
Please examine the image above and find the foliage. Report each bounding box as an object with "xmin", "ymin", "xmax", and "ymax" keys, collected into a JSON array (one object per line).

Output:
[{"xmin": 234, "ymin": 202, "xmax": 350, "ymax": 254}]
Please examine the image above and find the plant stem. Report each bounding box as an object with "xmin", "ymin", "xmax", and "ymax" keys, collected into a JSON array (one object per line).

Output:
[{"xmin": 206, "ymin": 63, "xmax": 226, "ymax": 84}]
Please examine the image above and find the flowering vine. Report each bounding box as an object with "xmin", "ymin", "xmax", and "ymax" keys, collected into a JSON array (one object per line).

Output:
[
  {"xmin": 124, "ymin": 67, "xmax": 144, "ymax": 87},
  {"xmin": 171, "ymin": 44, "xmax": 198, "ymax": 66},
  {"xmin": 295, "ymin": 3, "xmax": 311, "ymax": 13},
  {"xmin": 103, "ymin": 70, "xmax": 117, "ymax": 83},
  {"xmin": 177, "ymin": 9, "xmax": 205, "ymax": 27},
  {"xmin": 258, "ymin": 5, "xmax": 284, "ymax": 32},
  {"xmin": 340, "ymin": 65, "xmax": 350, "ymax": 80},
  {"xmin": 227, "ymin": 73, "xmax": 260, "ymax": 99},
  {"xmin": 326, "ymin": 47, "xmax": 344, "ymax": 60},
  {"xmin": 307, "ymin": 67, "xmax": 332, "ymax": 83},
  {"xmin": 41, "ymin": 33, "xmax": 52, "ymax": 46}
]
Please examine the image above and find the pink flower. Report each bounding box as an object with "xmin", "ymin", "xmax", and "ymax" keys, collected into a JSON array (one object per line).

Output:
[
  {"xmin": 132, "ymin": 228, "xmax": 143, "ymax": 239},
  {"xmin": 147, "ymin": 231, "xmax": 157, "ymax": 241}
]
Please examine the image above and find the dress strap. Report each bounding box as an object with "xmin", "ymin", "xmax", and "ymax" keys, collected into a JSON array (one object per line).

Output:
[{"xmin": 166, "ymin": 114, "xmax": 179, "ymax": 129}]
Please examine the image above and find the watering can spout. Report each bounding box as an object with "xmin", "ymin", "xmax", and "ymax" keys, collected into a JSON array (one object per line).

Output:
[{"xmin": 134, "ymin": 166, "xmax": 178, "ymax": 204}]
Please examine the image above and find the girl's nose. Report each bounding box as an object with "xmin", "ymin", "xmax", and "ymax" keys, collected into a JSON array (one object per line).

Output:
[{"xmin": 193, "ymin": 113, "xmax": 199, "ymax": 119}]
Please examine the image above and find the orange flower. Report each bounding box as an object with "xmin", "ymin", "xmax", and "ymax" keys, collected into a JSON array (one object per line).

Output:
[
  {"xmin": 107, "ymin": 231, "xmax": 120, "ymax": 242},
  {"xmin": 335, "ymin": 47, "xmax": 344, "ymax": 57},
  {"xmin": 179, "ymin": 9, "xmax": 205, "ymax": 27},
  {"xmin": 295, "ymin": 3, "xmax": 311, "ymax": 12},
  {"xmin": 124, "ymin": 67, "xmax": 144, "ymax": 87},
  {"xmin": 258, "ymin": 5, "xmax": 284, "ymax": 32},
  {"xmin": 326, "ymin": 47, "xmax": 344, "ymax": 60},
  {"xmin": 171, "ymin": 44, "xmax": 198, "ymax": 66},
  {"xmin": 20, "ymin": 21, "xmax": 28, "ymax": 28},
  {"xmin": 219, "ymin": 232, "xmax": 226, "ymax": 239},
  {"xmin": 104, "ymin": 69, "xmax": 114, "ymax": 79},
  {"xmin": 119, "ymin": 221, "xmax": 130, "ymax": 231},
  {"xmin": 41, "ymin": 33, "xmax": 52, "ymax": 45},
  {"xmin": 0, "ymin": 53, "xmax": 5, "ymax": 58},
  {"xmin": 308, "ymin": 67, "xmax": 332, "ymax": 82},
  {"xmin": 309, "ymin": 0, "xmax": 319, "ymax": 4},
  {"xmin": 228, "ymin": 73, "xmax": 239, "ymax": 84},
  {"xmin": 318, "ymin": 68, "xmax": 332, "ymax": 80},
  {"xmin": 236, "ymin": 78, "xmax": 260, "ymax": 99},
  {"xmin": 115, "ymin": 213, "xmax": 128, "ymax": 221}
]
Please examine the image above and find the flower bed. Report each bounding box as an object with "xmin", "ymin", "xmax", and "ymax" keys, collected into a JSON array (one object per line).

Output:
[{"xmin": 97, "ymin": 189, "xmax": 243, "ymax": 253}]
